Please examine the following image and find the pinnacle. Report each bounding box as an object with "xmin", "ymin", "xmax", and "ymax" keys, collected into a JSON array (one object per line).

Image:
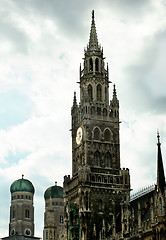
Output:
[{"xmin": 157, "ymin": 132, "xmax": 165, "ymax": 193}]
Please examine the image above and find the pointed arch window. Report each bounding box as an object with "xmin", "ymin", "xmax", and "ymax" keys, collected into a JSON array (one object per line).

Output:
[
  {"xmin": 105, "ymin": 87, "xmax": 107, "ymax": 101},
  {"xmin": 99, "ymin": 199, "xmax": 103, "ymax": 211},
  {"xmin": 91, "ymin": 106, "xmax": 95, "ymax": 114},
  {"xmin": 95, "ymin": 58, "xmax": 99, "ymax": 71},
  {"xmin": 97, "ymin": 107, "xmax": 101, "ymax": 115},
  {"xmin": 94, "ymin": 127, "xmax": 100, "ymax": 140},
  {"xmin": 85, "ymin": 191, "xmax": 89, "ymax": 210},
  {"xmin": 97, "ymin": 84, "xmax": 102, "ymax": 101},
  {"xmin": 160, "ymin": 197, "xmax": 163, "ymax": 215},
  {"xmin": 105, "ymin": 152, "xmax": 112, "ymax": 167},
  {"xmin": 94, "ymin": 150, "xmax": 101, "ymax": 166},
  {"xmin": 103, "ymin": 108, "xmax": 107, "ymax": 116},
  {"xmin": 89, "ymin": 58, "xmax": 93, "ymax": 71},
  {"xmin": 104, "ymin": 129, "xmax": 111, "ymax": 142},
  {"xmin": 88, "ymin": 84, "xmax": 93, "ymax": 101}
]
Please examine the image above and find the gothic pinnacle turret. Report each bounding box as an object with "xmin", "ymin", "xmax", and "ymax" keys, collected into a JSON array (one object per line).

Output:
[{"xmin": 157, "ymin": 131, "xmax": 165, "ymax": 193}]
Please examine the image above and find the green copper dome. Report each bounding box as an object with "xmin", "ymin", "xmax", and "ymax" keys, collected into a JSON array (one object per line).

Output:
[
  {"xmin": 44, "ymin": 184, "xmax": 63, "ymax": 200},
  {"xmin": 10, "ymin": 177, "xmax": 35, "ymax": 194}
]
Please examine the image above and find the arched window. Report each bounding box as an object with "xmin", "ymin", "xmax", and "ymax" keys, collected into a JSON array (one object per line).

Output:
[
  {"xmin": 105, "ymin": 152, "xmax": 112, "ymax": 167},
  {"xmin": 109, "ymin": 201, "xmax": 113, "ymax": 212},
  {"xmin": 95, "ymin": 58, "xmax": 99, "ymax": 71},
  {"xmin": 94, "ymin": 128, "xmax": 100, "ymax": 140},
  {"xmin": 25, "ymin": 209, "xmax": 29, "ymax": 218},
  {"xmin": 94, "ymin": 150, "xmax": 101, "ymax": 166},
  {"xmin": 97, "ymin": 84, "xmax": 102, "ymax": 101},
  {"xmin": 160, "ymin": 198, "xmax": 163, "ymax": 215},
  {"xmin": 46, "ymin": 231, "xmax": 48, "ymax": 239},
  {"xmin": 85, "ymin": 192, "xmax": 88, "ymax": 210},
  {"xmin": 89, "ymin": 58, "xmax": 93, "ymax": 71},
  {"xmin": 12, "ymin": 208, "xmax": 15, "ymax": 219},
  {"xmin": 99, "ymin": 199, "xmax": 102, "ymax": 211},
  {"xmin": 98, "ymin": 176, "xmax": 101, "ymax": 182},
  {"xmin": 88, "ymin": 84, "xmax": 93, "ymax": 101},
  {"xmin": 91, "ymin": 175, "xmax": 95, "ymax": 181},
  {"xmin": 60, "ymin": 215, "xmax": 64, "ymax": 223},
  {"xmin": 97, "ymin": 107, "xmax": 101, "ymax": 115},
  {"xmin": 103, "ymin": 108, "xmax": 107, "ymax": 116},
  {"xmin": 104, "ymin": 129, "xmax": 111, "ymax": 141},
  {"xmin": 110, "ymin": 109, "xmax": 113, "ymax": 117},
  {"xmin": 105, "ymin": 87, "xmax": 107, "ymax": 101},
  {"xmin": 91, "ymin": 106, "xmax": 95, "ymax": 114}
]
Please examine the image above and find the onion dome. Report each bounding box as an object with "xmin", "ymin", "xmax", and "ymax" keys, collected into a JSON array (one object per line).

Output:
[
  {"xmin": 10, "ymin": 175, "xmax": 35, "ymax": 194},
  {"xmin": 44, "ymin": 182, "xmax": 63, "ymax": 200}
]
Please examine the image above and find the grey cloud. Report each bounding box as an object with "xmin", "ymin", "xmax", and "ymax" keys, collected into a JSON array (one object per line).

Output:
[
  {"xmin": 119, "ymin": 30, "xmax": 166, "ymax": 115},
  {"xmin": 0, "ymin": 12, "xmax": 29, "ymax": 53},
  {"xmin": 9, "ymin": 0, "xmax": 94, "ymax": 40}
]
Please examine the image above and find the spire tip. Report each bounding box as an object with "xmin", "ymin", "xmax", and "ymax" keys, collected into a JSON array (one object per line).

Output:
[
  {"xmin": 157, "ymin": 130, "xmax": 160, "ymax": 145},
  {"xmin": 92, "ymin": 10, "xmax": 94, "ymax": 21}
]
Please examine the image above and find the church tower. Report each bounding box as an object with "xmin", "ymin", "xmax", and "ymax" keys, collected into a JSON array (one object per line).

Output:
[
  {"xmin": 9, "ymin": 175, "xmax": 35, "ymax": 237},
  {"xmin": 63, "ymin": 11, "xmax": 130, "ymax": 240}
]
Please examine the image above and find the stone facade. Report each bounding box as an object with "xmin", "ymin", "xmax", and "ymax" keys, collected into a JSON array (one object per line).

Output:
[{"xmin": 43, "ymin": 183, "xmax": 65, "ymax": 240}]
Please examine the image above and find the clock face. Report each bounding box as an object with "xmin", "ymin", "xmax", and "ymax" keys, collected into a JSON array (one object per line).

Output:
[
  {"xmin": 24, "ymin": 228, "xmax": 31, "ymax": 236},
  {"xmin": 10, "ymin": 228, "xmax": 15, "ymax": 236},
  {"xmin": 76, "ymin": 127, "xmax": 83, "ymax": 145}
]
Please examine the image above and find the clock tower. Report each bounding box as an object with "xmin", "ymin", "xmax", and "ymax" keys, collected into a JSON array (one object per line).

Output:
[{"xmin": 64, "ymin": 11, "xmax": 130, "ymax": 240}]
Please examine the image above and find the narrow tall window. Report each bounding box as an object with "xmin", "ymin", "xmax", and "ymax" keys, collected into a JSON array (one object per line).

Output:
[
  {"xmin": 60, "ymin": 215, "xmax": 64, "ymax": 223},
  {"xmin": 94, "ymin": 128, "xmax": 100, "ymax": 140},
  {"xmin": 89, "ymin": 58, "xmax": 93, "ymax": 71},
  {"xmin": 85, "ymin": 192, "xmax": 89, "ymax": 210},
  {"xmin": 13, "ymin": 209, "xmax": 15, "ymax": 218},
  {"xmin": 105, "ymin": 152, "xmax": 112, "ymax": 167},
  {"xmin": 25, "ymin": 209, "xmax": 29, "ymax": 218},
  {"xmin": 104, "ymin": 129, "xmax": 111, "ymax": 141},
  {"xmin": 97, "ymin": 107, "xmax": 101, "ymax": 115},
  {"xmin": 99, "ymin": 200, "xmax": 102, "ymax": 211},
  {"xmin": 46, "ymin": 231, "xmax": 48, "ymax": 240},
  {"xmin": 97, "ymin": 84, "xmax": 102, "ymax": 101},
  {"xmin": 94, "ymin": 150, "xmax": 101, "ymax": 166},
  {"xmin": 88, "ymin": 84, "xmax": 93, "ymax": 101},
  {"xmin": 160, "ymin": 198, "xmax": 163, "ymax": 215},
  {"xmin": 105, "ymin": 87, "xmax": 107, "ymax": 101},
  {"xmin": 95, "ymin": 58, "xmax": 99, "ymax": 71}
]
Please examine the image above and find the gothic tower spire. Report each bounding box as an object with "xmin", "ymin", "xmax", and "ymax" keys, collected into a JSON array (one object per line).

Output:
[
  {"xmin": 88, "ymin": 10, "xmax": 99, "ymax": 51},
  {"xmin": 157, "ymin": 131, "xmax": 165, "ymax": 193}
]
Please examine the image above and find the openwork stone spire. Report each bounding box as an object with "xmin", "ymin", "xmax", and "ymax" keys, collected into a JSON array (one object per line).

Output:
[
  {"xmin": 157, "ymin": 131, "xmax": 165, "ymax": 193},
  {"xmin": 88, "ymin": 10, "xmax": 99, "ymax": 50}
]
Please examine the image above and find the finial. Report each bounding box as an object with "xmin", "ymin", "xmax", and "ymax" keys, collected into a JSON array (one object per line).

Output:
[
  {"xmin": 22, "ymin": 174, "xmax": 24, "ymax": 179},
  {"xmin": 55, "ymin": 181, "xmax": 57, "ymax": 186},
  {"xmin": 73, "ymin": 91, "xmax": 77, "ymax": 105},
  {"xmin": 157, "ymin": 130, "xmax": 160, "ymax": 145},
  {"xmin": 113, "ymin": 84, "xmax": 116, "ymax": 94}
]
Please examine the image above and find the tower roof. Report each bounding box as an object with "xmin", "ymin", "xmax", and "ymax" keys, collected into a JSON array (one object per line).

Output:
[
  {"xmin": 10, "ymin": 176, "xmax": 35, "ymax": 194},
  {"xmin": 44, "ymin": 183, "xmax": 63, "ymax": 200},
  {"xmin": 157, "ymin": 132, "xmax": 165, "ymax": 193}
]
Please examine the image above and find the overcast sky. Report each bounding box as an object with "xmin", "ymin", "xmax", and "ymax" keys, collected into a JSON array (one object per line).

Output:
[{"xmin": 0, "ymin": 0, "xmax": 166, "ymax": 238}]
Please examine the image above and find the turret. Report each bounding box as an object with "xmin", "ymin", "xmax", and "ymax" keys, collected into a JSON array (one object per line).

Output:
[{"xmin": 157, "ymin": 132, "xmax": 165, "ymax": 194}]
